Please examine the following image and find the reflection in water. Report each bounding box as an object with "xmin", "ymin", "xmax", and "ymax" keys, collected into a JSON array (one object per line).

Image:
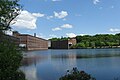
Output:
[
  {"xmin": 21, "ymin": 49, "xmax": 120, "ymax": 80},
  {"xmin": 67, "ymin": 53, "xmax": 77, "ymax": 69},
  {"xmin": 51, "ymin": 52, "xmax": 120, "ymax": 59},
  {"xmin": 21, "ymin": 54, "xmax": 49, "ymax": 80},
  {"xmin": 21, "ymin": 65, "xmax": 38, "ymax": 80},
  {"xmin": 22, "ymin": 55, "xmax": 47, "ymax": 66},
  {"xmin": 50, "ymin": 51, "xmax": 77, "ymax": 71}
]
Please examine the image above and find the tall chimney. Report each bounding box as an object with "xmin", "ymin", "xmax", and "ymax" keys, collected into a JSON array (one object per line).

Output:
[
  {"xmin": 34, "ymin": 33, "xmax": 36, "ymax": 37},
  {"xmin": 13, "ymin": 31, "xmax": 20, "ymax": 37}
]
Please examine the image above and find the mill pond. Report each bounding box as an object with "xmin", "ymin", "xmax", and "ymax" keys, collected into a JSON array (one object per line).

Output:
[{"xmin": 21, "ymin": 49, "xmax": 120, "ymax": 80}]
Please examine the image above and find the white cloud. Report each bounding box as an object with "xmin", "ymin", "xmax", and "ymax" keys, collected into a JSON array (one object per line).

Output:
[
  {"xmin": 66, "ymin": 33, "xmax": 76, "ymax": 38},
  {"xmin": 32, "ymin": 13, "xmax": 44, "ymax": 17},
  {"xmin": 47, "ymin": 34, "xmax": 61, "ymax": 39},
  {"xmin": 36, "ymin": 34, "xmax": 44, "ymax": 38},
  {"xmin": 49, "ymin": 34, "xmax": 57, "ymax": 38},
  {"xmin": 109, "ymin": 28, "xmax": 120, "ymax": 33},
  {"xmin": 5, "ymin": 30, "xmax": 13, "ymax": 35},
  {"xmin": 35, "ymin": 33, "xmax": 49, "ymax": 40},
  {"xmin": 61, "ymin": 24, "xmax": 73, "ymax": 28},
  {"xmin": 52, "ymin": 27, "xmax": 62, "ymax": 31},
  {"xmin": 45, "ymin": 11, "xmax": 68, "ymax": 20},
  {"xmin": 93, "ymin": 0, "xmax": 100, "ymax": 5},
  {"xmin": 52, "ymin": 24, "xmax": 73, "ymax": 31},
  {"xmin": 12, "ymin": 10, "xmax": 44, "ymax": 29},
  {"xmin": 54, "ymin": 11, "xmax": 68, "ymax": 19},
  {"xmin": 46, "ymin": 16, "xmax": 54, "ymax": 20},
  {"xmin": 79, "ymin": 34, "xmax": 88, "ymax": 36}
]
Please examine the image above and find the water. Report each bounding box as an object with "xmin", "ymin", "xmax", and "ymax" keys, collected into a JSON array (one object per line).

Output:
[{"xmin": 21, "ymin": 49, "xmax": 120, "ymax": 80}]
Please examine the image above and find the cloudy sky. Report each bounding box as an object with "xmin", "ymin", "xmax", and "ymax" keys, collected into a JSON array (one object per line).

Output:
[{"xmin": 10, "ymin": 0, "xmax": 120, "ymax": 39}]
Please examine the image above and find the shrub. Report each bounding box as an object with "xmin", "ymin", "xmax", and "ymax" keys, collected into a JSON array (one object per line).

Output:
[
  {"xmin": 0, "ymin": 35, "xmax": 26, "ymax": 80},
  {"xmin": 59, "ymin": 67, "xmax": 96, "ymax": 80}
]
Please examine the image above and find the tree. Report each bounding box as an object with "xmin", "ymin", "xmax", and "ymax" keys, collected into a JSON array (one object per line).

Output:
[
  {"xmin": 0, "ymin": 38, "xmax": 25, "ymax": 80},
  {"xmin": 90, "ymin": 42, "xmax": 95, "ymax": 48},
  {"xmin": 115, "ymin": 33, "xmax": 120, "ymax": 45},
  {"xmin": 77, "ymin": 42, "xmax": 86, "ymax": 48},
  {"xmin": 0, "ymin": 0, "xmax": 21, "ymax": 32},
  {"xmin": 85, "ymin": 41, "xmax": 90, "ymax": 47},
  {"xmin": 0, "ymin": 0, "xmax": 25, "ymax": 80}
]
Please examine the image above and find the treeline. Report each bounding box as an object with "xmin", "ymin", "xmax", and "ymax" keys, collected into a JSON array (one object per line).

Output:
[
  {"xmin": 73, "ymin": 33, "xmax": 120, "ymax": 49},
  {"xmin": 49, "ymin": 33, "xmax": 120, "ymax": 49},
  {"xmin": 49, "ymin": 37, "xmax": 70, "ymax": 41}
]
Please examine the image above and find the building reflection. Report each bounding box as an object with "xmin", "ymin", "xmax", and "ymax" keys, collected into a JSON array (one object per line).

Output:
[
  {"xmin": 21, "ymin": 65, "xmax": 38, "ymax": 80},
  {"xmin": 50, "ymin": 50, "xmax": 77, "ymax": 70},
  {"xmin": 22, "ymin": 55, "xmax": 48, "ymax": 66},
  {"xmin": 21, "ymin": 55, "xmax": 48, "ymax": 80},
  {"xmin": 67, "ymin": 53, "xmax": 77, "ymax": 69}
]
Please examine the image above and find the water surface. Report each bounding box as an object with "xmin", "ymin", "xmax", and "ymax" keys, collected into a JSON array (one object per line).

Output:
[{"xmin": 21, "ymin": 49, "xmax": 120, "ymax": 80}]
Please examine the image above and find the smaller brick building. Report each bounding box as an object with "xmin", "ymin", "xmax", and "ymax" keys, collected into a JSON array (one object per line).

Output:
[
  {"xmin": 13, "ymin": 31, "xmax": 48, "ymax": 50},
  {"xmin": 51, "ymin": 38, "xmax": 76, "ymax": 49}
]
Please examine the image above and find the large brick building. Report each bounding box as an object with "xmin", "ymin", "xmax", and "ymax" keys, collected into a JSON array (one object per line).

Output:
[
  {"xmin": 51, "ymin": 38, "xmax": 76, "ymax": 49},
  {"xmin": 13, "ymin": 31, "xmax": 48, "ymax": 50}
]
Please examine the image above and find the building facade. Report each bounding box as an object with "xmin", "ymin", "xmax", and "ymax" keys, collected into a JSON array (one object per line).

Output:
[
  {"xmin": 68, "ymin": 38, "xmax": 77, "ymax": 48},
  {"xmin": 51, "ymin": 40, "xmax": 68, "ymax": 49},
  {"xmin": 13, "ymin": 31, "xmax": 48, "ymax": 50},
  {"xmin": 51, "ymin": 38, "xmax": 77, "ymax": 49}
]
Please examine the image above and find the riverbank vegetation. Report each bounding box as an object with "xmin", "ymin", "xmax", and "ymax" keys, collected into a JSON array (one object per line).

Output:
[
  {"xmin": 75, "ymin": 34, "xmax": 120, "ymax": 49},
  {"xmin": 59, "ymin": 67, "xmax": 96, "ymax": 80},
  {"xmin": 50, "ymin": 33, "xmax": 120, "ymax": 49}
]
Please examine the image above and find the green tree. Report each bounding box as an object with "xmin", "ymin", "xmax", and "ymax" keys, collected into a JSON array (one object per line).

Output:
[
  {"xmin": 70, "ymin": 44, "xmax": 77, "ymax": 49},
  {"xmin": 115, "ymin": 34, "xmax": 120, "ymax": 45},
  {"xmin": 76, "ymin": 33, "xmax": 120, "ymax": 48},
  {"xmin": 85, "ymin": 41, "xmax": 90, "ymax": 47},
  {"xmin": 49, "ymin": 37, "xmax": 69, "ymax": 41},
  {"xmin": 0, "ymin": 0, "xmax": 25, "ymax": 80},
  {"xmin": 77, "ymin": 42, "xmax": 86, "ymax": 48},
  {"xmin": 0, "ymin": 38, "xmax": 25, "ymax": 80},
  {"xmin": 0, "ymin": 0, "xmax": 21, "ymax": 31},
  {"xmin": 90, "ymin": 42, "xmax": 95, "ymax": 48}
]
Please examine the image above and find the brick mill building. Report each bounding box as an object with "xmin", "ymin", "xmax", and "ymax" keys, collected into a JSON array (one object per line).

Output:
[
  {"xmin": 51, "ymin": 38, "xmax": 77, "ymax": 49},
  {"xmin": 13, "ymin": 31, "xmax": 48, "ymax": 50}
]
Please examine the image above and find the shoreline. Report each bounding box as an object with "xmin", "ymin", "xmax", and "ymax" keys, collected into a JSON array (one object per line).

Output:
[{"xmin": 70, "ymin": 46, "xmax": 120, "ymax": 49}]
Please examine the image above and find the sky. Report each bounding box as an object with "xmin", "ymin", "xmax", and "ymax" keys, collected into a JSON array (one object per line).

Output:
[{"xmin": 9, "ymin": 0, "xmax": 120, "ymax": 39}]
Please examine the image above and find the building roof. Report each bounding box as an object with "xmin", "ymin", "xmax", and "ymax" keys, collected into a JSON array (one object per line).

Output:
[{"xmin": 19, "ymin": 34, "xmax": 48, "ymax": 41}]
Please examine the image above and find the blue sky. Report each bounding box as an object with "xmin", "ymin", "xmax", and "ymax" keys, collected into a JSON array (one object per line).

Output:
[{"xmin": 10, "ymin": 0, "xmax": 120, "ymax": 39}]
